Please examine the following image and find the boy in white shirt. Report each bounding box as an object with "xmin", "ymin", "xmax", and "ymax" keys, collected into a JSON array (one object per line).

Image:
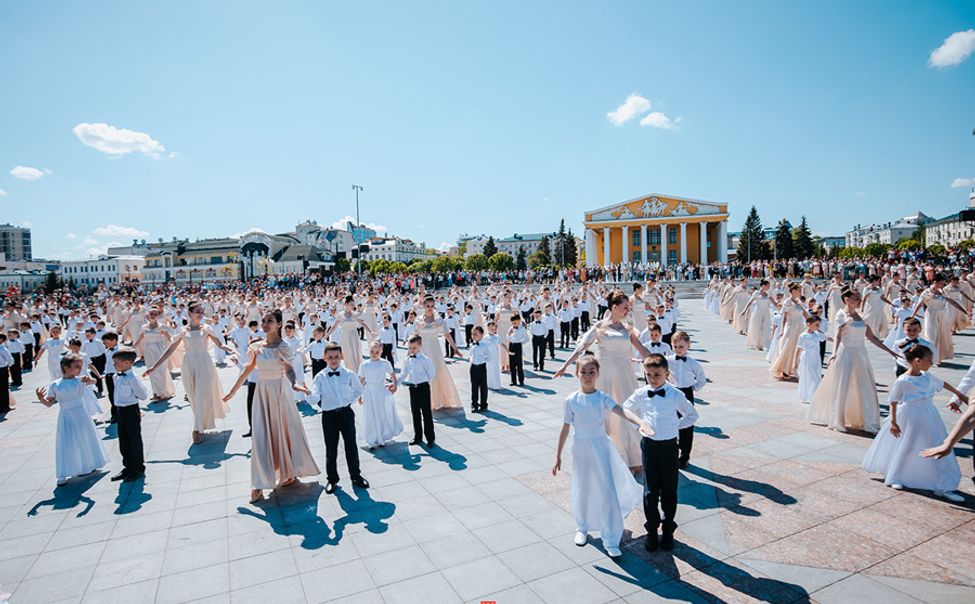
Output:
[
  {"xmin": 624, "ymin": 354, "xmax": 698, "ymax": 552},
  {"xmin": 306, "ymin": 343, "xmax": 369, "ymax": 494},
  {"xmin": 400, "ymin": 335, "xmax": 437, "ymax": 446}
]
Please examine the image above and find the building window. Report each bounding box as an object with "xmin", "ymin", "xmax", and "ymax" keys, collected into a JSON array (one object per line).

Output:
[
  {"xmin": 668, "ymin": 249, "xmax": 678, "ymax": 264},
  {"xmin": 631, "ymin": 230, "xmax": 641, "ymax": 247},
  {"xmin": 649, "ymin": 229, "xmax": 661, "ymax": 245},
  {"xmin": 668, "ymin": 228, "xmax": 677, "ymax": 245},
  {"xmin": 632, "ymin": 250, "xmax": 641, "ymax": 263}
]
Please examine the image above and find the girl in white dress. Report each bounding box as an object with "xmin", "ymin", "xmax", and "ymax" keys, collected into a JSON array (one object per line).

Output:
[
  {"xmin": 145, "ymin": 301, "xmax": 234, "ymax": 444},
  {"xmin": 765, "ymin": 295, "xmax": 784, "ymax": 363},
  {"xmin": 35, "ymin": 354, "xmax": 108, "ymax": 485},
  {"xmin": 358, "ymin": 341, "xmax": 404, "ymax": 448},
  {"xmin": 34, "ymin": 324, "xmax": 65, "ymax": 380},
  {"xmin": 793, "ymin": 316, "xmax": 827, "ymax": 403},
  {"xmin": 481, "ymin": 321, "xmax": 503, "ymax": 389},
  {"xmin": 862, "ymin": 344, "xmax": 966, "ymax": 502},
  {"xmin": 283, "ymin": 323, "xmax": 306, "ymax": 402},
  {"xmin": 552, "ymin": 356, "xmax": 647, "ymax": 558}
]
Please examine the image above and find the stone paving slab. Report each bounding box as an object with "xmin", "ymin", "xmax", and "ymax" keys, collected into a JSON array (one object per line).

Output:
[{"xmin": 1, "ymin": 299, "xmax": 973, "ymax": 603}]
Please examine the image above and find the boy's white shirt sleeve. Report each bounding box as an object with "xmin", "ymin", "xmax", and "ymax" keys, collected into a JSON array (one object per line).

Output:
[
  {"xmin": 675, "ymin": 390, "xmax": 699, "ymax": 429},
  {"xmin": 951, "ymin": 359, "xmax": 975, "ymax": 402},
  {"xmin": 307, "ymin": 373, "xmax": 324, "ymax": 406},
  {"xmin": 691, "ymin": 361, "xmax": 707, "ymax": 391},
  {"xmin": 130, "ymin": 375, "xmax": 149, "ymax": 400}
]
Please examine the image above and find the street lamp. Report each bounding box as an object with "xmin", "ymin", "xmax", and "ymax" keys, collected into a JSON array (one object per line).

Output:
[{"xmin": 352, "ymin": 184, "xmax": 364, "ymax": 275}]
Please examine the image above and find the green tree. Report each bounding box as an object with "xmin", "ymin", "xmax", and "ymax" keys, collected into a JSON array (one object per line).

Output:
[
  {"xmin": 863, "ymin": 242, "xmax": 892, "ymax": 258},
  {"xmin": 389, "ymin": 261, "xmax": 408, "ymax": 273},
  {"xmin": 488, "ymin": 252, "xmax": 514, "ymax": 272},
  {"xmin": 515, "ymin": 245, "xmax": 527, "ymax": 270},
  {"xmin": 44, "ymin": 271, "xmax": 61, "ymax": 293},
  {"xmin": 464, "ymin": 253, "xmax": 489, "ymax": 272},
  {"xmin": 333, "ymin": 257, "xmax": 350, "ymax": 273},
  {"xmin": 898, "ymin": 239, "xmax": 922, "ymax": 252},
  {"xmin": 773, "ymin": 219, "xmax": 794, "ymax": 259},
  {"xmin": 792, "ymin": 216, "xmax": 815, "ymax": 258},
  {"xmin": 432, "ymin": 255, "xmax": 460, "ymax": 273},
  {"xmin": 565, "ymin": 228, "xmax": 578, "ymax": 267},
  {"xmin": 926, "ymin": 244, "xmax": 946, "ymax": 258},
  {"xmin": 482, "ymin": 236, "xmax": 498, "ymax": 258},
  {"xmin": 534, "ymin": 235, "xmax": 552, "ymax": 267},
  {"xmin": 553, "ymin": 220, "xmax": 571, "ymax": 267},
  {"xmin": 457, "ymin": 240, "xmax": 468, "ymax": 256},
  {"xmin": 737, "ymin": 206, "xmax": 768, "ymax": 261}
]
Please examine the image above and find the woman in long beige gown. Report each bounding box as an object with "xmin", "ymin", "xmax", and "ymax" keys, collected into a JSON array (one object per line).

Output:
[
  {"xmin": 223, "ymin": 310, "xmax": 320, "ymax": 504},
  {"xmin": 912, "ymin": 275, "xmax": 967, "ymax": 365},
  {"xmin": 741, "ymin": 280, "xmax": 772, "ymax": 350},
  {"xmin": 808, "ymin": 290, "xmax": 899, "ymax": 433},
  {"xmin": 769, "ymin": 284, "xmax": 807, "ymax": 380},
  {"xmin": 859, "ymin": 277, "xmax": 892, "ymax": 340},
  {"xmin": 326, "ymin": 296, "xmax": 373, "ymax": 373},
  {"xmin": 133, "ymin": 308, "xmax": 175, "ymax": 400},
  {"xmin": 416, "ymin": 296, "xmax": 463, "ymax": 410},
  {"xmin": 145, "ymin": 301, "xmax": 233, "ymax": 444},
  {"xmin": 732, "ymin": 279, "xmax": 752, "ymax": 334},
  {"xmin": 555, "ymin": 290, "xmax": 652, "ymax": 471}
]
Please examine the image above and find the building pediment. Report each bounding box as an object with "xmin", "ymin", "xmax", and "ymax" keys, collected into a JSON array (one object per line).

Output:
[{"xmin": 587, "ymin": 194, "xmax": 725, "ymax": 222}]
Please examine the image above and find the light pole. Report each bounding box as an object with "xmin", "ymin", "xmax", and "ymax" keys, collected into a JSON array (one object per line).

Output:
[{"xmin": 352, "ymin": 184, "xmax": 364, "ymax": 275}]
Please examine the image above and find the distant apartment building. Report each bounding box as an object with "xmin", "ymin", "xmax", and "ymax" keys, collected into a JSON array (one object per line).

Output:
[{"xmin": 0, "ymin": 223, "xmax": 32, "ymax": 261}]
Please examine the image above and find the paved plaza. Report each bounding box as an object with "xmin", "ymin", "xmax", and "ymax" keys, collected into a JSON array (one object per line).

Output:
[{"xmin": 1, "ymin": 299, "xmax": 974, "ymax": 603}]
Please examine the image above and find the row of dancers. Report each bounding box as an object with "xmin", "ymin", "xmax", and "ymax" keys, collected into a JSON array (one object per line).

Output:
[{"xmin": 708, "ymin": 273, "xmax": 972, "ymax": 503}]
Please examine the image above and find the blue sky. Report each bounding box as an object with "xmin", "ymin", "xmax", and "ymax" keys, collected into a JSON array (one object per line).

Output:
[{"xmin": 1, "ymin": 1, "xmax": 973, "ymax": 260}]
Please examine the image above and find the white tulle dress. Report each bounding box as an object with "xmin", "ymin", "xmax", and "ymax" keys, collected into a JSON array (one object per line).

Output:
[{"xmin": 563, "ymin": 390, "xmax": 643, "ymax": 549}]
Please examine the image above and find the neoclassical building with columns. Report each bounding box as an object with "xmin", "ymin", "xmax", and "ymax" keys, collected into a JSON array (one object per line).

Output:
[{"xmin": 583, "ymin": 193, "xmax": 729, "ymax": 267}]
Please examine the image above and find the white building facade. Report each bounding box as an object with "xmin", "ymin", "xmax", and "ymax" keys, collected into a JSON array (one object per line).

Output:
[
  {"xmin": 59, "ymin": 255, "xmax": 145, "ymax": 287},
  {"xmin": 362, "ymin": 237, "xmax": 429, "ymax": 263}
]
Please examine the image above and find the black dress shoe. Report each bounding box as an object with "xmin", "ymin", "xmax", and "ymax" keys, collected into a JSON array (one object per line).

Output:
[
  {"xmin": 351, "ymin": 476, "xmax": 370, "ymax": 489},
  {"xmin": 426, "ymin": 440, "xmax": 436, "ymax": 448},
  {"xmin": 660, "ymin": 532, "xmax": 674, "ymax": 551},
  {"xmin": 644, "ymin": 533, "xmax": 659, "ymax": 552},
  {"xmin": 409, "ymin": 438, "xmax": 422, "ymax": 446},
  {"xmin": 324, "ymin": 481, "xmax": 337, "ymax": 495},
  {"xmin": 241, "ymin": 431, "xmax": 252, "ymax": 438},
  {"xmin": 110, "ymin": 471, "xmax": 127, "ymax": 481}
]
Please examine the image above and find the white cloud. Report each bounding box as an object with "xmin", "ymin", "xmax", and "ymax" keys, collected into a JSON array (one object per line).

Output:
[
  {"xmin": 330, "ymin": 215, "xmax": 388, "ymax": 234},
  {"xmin": 72, "ymin": 122, "xmax": 168, "ymax": 158},
  {"xmin": 607, "ymin": 93, "xmax": 652, "ymax": 126},
  {"xmin": 929, "ymin": 29, "xmax": 975, "ymax": 68},
  {"xmin": 951, "ymin": 177, "xmax": 975, "ymax": 188},
  {"xmin": 0, "ymin": 188, "xmax": 6, "ymax": 196},
  {"xmin": 437, "ymin": 242, "xmax": 452, "ymax": 252},
  {"xmin": 65, "ymin": 233, "xmax": 77, "ymax": 239},
  {"xmin": 10, "ymin": 165, "xmax": 44, "ymax": 180},
  {"xmin": 639, "ymin": 112, "xmax": 681, "ymax": 130},
  {"xmin": 91, "ymin": 224, "xmax": 149, "ymax": 238}
]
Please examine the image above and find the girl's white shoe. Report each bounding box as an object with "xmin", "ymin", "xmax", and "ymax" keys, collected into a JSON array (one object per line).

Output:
[
  {"xmin": 606, "ymin": 545, "xmax": 622, "ymax": 558},
  {"xmin": 574, "ymin": 531, "xmax": 588, "ymax": 546},
  {"xmin": 935, "ymin": 490, "xmax": 964, "ymax": 503}
]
